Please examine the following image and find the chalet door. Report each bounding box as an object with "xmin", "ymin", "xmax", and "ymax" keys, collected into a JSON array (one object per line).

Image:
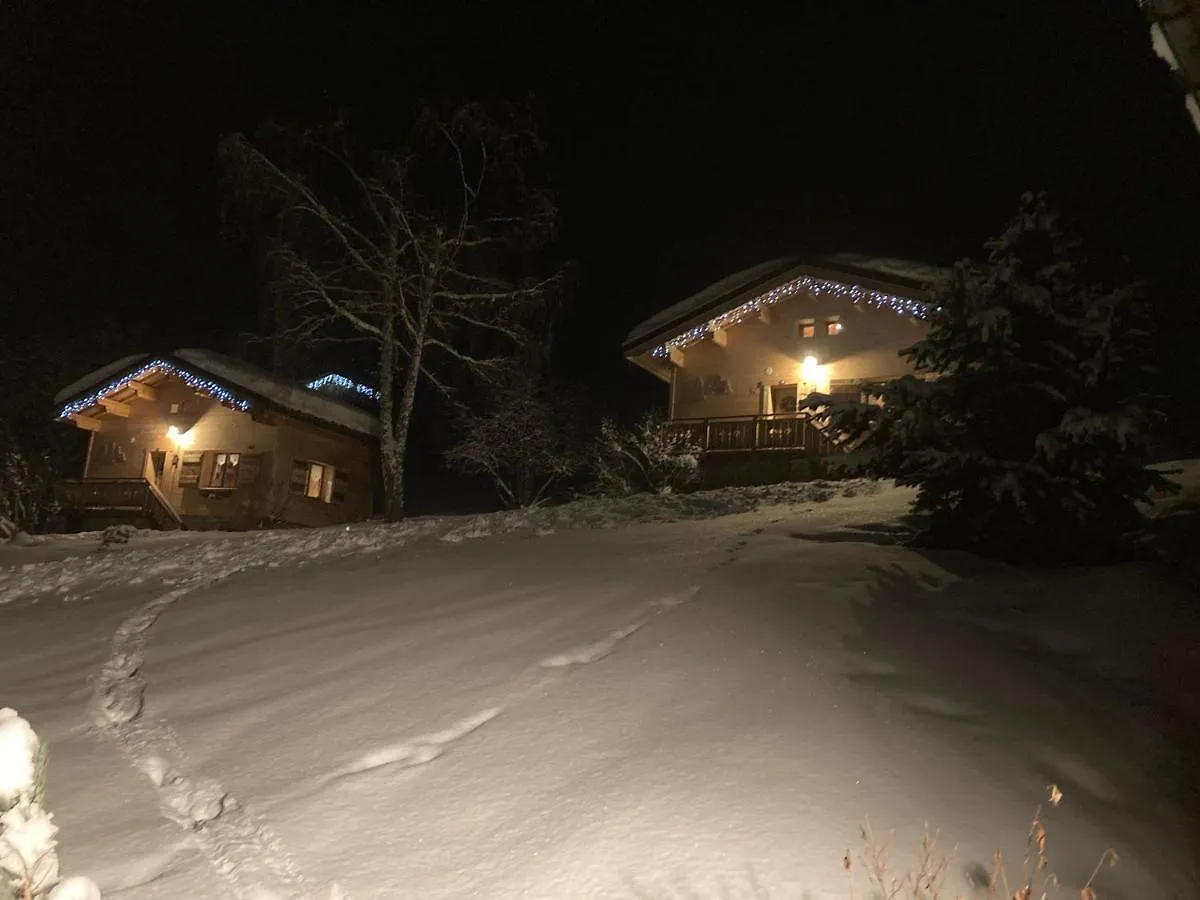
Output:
[
  {"xmin": 770, "ymin": 384, "xmax": 798, "ymax": 414},
  {"xmin": 148, "ymin": 450, "xmax": 167, "ymax": 487}
]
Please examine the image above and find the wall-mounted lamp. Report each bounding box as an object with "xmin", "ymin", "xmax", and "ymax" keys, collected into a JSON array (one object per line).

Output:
[
  {"xmin": 167, "ymin": 424, "xmax": 194, "ymax": 448},
  {"xmin": 800, "ymin": 355, "xmax": 819, "ymax": 380}
]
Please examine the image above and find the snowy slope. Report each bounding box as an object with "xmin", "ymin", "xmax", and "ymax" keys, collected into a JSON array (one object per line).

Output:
[{"xmin": 2, "ymin": 477, "xmax": 1198, "ymax": 899}]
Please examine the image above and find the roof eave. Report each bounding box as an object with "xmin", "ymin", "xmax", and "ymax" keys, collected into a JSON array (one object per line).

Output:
[
  {"xmin": 53, "ymin": 353, "xmax": 382, "ymax": 441},
  {"xmin": 625, "ymin": 352, "xmax": 674, "ymax": 383},
  {"xmin": 624, "ymin": 262, "xmax": 933, "ymax": 353}
]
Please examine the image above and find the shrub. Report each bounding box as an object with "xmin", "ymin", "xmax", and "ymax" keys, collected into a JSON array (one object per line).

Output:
[
  {"xmin": 446, "ymin": 374, "xmax": 582, "ymax": 509},
  {"xmin": 590, "ymin": 412, "xmax": 703, "ymax": 497}
]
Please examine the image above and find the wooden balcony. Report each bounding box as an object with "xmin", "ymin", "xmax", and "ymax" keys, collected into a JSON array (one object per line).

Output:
[
  {"xmin": 664, "ymin": 413, "xmax": 839, "ymax": 456},
  {"xmin": 56, "ymin": 478, "xmax": 184, "ymax": 531}
]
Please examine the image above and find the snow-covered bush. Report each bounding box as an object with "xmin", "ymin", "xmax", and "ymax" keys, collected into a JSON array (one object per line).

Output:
[
  {"xmin": 590, "ymin": 412, "xmax": 703, "ymax": 497},
  {"xmin": 446, "ymin": 375, "xmax": 582, "ymax": 508},
  {"xmin": 0, "ymin": 709, "xmax": 100, "ymax": 899},
  {"xmin": 814, "ymin": 193, "xmax": 1175, "ymax": 564}
]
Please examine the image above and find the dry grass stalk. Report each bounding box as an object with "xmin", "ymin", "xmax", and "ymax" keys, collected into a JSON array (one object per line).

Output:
[{"xmin": 846, "ymin": 785, "xmax": 1120, "ymax": 900}]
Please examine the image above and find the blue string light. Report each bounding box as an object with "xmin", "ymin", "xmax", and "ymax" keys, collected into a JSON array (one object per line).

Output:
[
  {"xmin": 57, "ymin": 359, "xmax": 253, "ymax": 419},
  {"xmin": 649, "ymin": 273, "xmax": 929, "ymax": 358},
  {"xmin": 305, "ymin": 373, "xmax": 381, "ymax": 400}
]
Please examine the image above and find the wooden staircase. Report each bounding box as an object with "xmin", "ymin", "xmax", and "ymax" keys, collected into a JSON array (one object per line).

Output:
[{"xmin": 56, "ymin": 478, "xmax": 184, "ymax": 531}]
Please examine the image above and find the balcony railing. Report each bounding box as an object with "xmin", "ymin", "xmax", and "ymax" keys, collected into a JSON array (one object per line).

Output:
[
  {"xmin": 664, "ymin": 413, "xmax": 839, "ymax": 455},
  {"xmin": 56, "ymin": 478, "xmax": 184, "ymax": 531}
]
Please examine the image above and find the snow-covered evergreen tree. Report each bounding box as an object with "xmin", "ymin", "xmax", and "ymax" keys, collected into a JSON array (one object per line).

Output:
[
  {"xmin": 816, "ymin": 193, "xmax": 1175, "ymax": 563},
  {"xmin": 0, "ymin": 709, "xmax": 100, "ymax": 900}
]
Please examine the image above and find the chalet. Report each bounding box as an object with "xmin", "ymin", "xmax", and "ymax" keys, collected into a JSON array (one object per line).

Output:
[
  {"xmin": 53, "ymin": 349, "xmax": 380, "ymax": 531},
  {"xmin": 622, "ymin": 254, "xmax": 943, "ymax": 476}
]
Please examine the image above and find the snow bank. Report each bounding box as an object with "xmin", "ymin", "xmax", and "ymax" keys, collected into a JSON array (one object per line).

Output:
[
  {"xmin": 4, "ymin": 472, "xmax": 1199, "ymax": 898},
  {"xmin": 0, "ymin": 479, "xmax": 884, "ymax": 607}
]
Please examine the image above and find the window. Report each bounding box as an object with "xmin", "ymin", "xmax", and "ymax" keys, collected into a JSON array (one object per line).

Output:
[
  {"xmin": 824, "ymin": 318, "xmax": 844, "ymax": 336},
  {"xmin": 209, "ymin": 452, "xmax": 240, "ymax": 489},
  {"xmin": 799, "ymin": 318, "xmax": 816, "ymax": 339},
  {"xmin": 290, "ymin": 460, "xmax": 336, "ymax": 503}
]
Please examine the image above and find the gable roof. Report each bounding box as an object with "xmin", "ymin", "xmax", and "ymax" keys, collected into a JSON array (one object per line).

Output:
[
  {"xmin": 622, "ymin": 257, "xmax": 801, "ymax": 352},
  {"xmin": 54, "ymin": 349, "xmax": 380, "ymax": 439},
  {"xmin": 623, "ymin": 253, "xmax": 947, "ymax": 357}
]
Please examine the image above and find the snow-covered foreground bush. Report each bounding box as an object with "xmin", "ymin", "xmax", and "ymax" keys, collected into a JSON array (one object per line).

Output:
[{"xmin": 0, "ymin": 709, "xmax": 99, "ymax": 900}]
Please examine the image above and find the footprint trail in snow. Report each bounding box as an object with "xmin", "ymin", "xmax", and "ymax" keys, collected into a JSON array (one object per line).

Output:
[
  {"xmin": 330, "ymin": 707, "xmax": 503, "ymax": 780},
  {"xmin": 328, "ymin": 583, "xmax": 703, "ymax": 788}
]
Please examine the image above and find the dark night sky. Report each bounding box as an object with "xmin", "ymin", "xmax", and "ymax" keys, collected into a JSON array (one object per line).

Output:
[{"xmin": 4, "ymin": 1, "xmax": 1199, "ymax": 403}]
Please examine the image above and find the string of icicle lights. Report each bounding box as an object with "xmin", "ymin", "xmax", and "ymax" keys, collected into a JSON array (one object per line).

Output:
[
  {"xmin": 305, "ymin": 373, "xmax": 381, "ymax": 400},
  {"xmin": 649, "ymin": 274, "xmax": 928, "ymax": 358},
  {"xmin": 57, "ymin": 359, "xmax": 253, "ymax": 419}
]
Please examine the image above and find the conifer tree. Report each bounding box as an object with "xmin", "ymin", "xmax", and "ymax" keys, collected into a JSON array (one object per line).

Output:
[{"xmin": 813, "ymin": 193, "xmax": 1174, "ymax": 563}]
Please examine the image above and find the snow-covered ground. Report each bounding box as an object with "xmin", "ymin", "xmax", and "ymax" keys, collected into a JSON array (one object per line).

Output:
[{"xmin": 2, "ymin": 476, "xmax": 1198, "ymax": 899}]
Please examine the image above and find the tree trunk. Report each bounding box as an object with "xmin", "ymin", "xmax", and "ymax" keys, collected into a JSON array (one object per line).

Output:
[
  {"xmin": 377, "ymin": 313, "xmax": 401, "ymax": 521},
  {"xmin": 378, "ymin": 302, "xmax": 428, "ymax": 523}
]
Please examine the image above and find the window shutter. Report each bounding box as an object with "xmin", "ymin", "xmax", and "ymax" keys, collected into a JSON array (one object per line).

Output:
[
  {"xmin": 289, "ymin": 460, "xmax": 308, "ymax": 496},
  {"xmin": 198, "ymin": 452, "xmax": 215, "ymax": 489},
  {"xmin": 239, "ymin": 454, "xmax": 262, "ymax": 486},
  {"xmin": 179, "ymin": 451, "xmax": 203, "ymax": 485},
  {"xmin": 331, "ymin": 470, "xmax": 348, "ymax": 503}
]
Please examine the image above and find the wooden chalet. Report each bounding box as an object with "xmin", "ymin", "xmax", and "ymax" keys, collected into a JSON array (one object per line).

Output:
[
  {"xmin": 623, "ymin": 254, "xmax": 943, "ymax": 477},
  {"xmin": 53, "ymin": 349, "xmax": 381, "ymax": 531}
]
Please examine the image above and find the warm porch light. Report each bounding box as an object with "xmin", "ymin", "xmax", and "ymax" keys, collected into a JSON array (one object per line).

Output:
[
  {"xmin": 800, "ymin": 355, "xmax": 819, "ymax": 380},
  {"xmin": 167, "ymin": 424, "xmax": 194, "ymax": 447}
]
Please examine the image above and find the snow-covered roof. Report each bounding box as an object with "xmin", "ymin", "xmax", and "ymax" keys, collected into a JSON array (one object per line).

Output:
[
  {"xmin": 623, "ymin": 254, "xmax": 943, "ymax": 356},
  {"xmin": 622, "ymin": 257, "xmax": 800, "ymax": 351},
  {"xmin": 174, "ymin": 350, "xmax": 380, "ymax": 438},
  {"xmin": 55, "ymin": 350, "xmax": 380, "ymax": 439},
  {"xmin": 53, "ymin": 353, "xmax": 152, "ymax": 406},
  {"xmin": 818, "ymin": 253, "xmax": 949, "ymax": 289}
]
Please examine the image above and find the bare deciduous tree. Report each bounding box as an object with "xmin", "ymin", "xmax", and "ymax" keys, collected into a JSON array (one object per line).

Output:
[
  {"xmin": 446, "ymin": 372, "xmax": 580, "ymax": 508},
  {"xmin": 220, "ymin": 100, "xmax": 558, "ymax": 521}
]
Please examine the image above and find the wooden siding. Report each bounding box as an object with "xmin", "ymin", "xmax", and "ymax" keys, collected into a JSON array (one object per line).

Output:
[
  {"xmin": 666, "ymin": 287, "xmax": 925, "ymax": 421},
  {"xmin": 72, "ymin": 373, "xmax": 377, "ymax": 529}
]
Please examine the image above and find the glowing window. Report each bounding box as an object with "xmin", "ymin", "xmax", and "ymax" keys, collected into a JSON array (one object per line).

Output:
[
  {"xmin": 290, "ymin": 460, "xmax": 337, "ymax": 503},
  {"xmin": 209, "ymin": 452, "xmax": 240, "ymax": 489}
]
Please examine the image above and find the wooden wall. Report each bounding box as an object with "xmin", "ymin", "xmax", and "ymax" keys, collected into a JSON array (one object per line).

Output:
[
  {"xmin": 667, "ymin": 288, "xmax": 927, "ymax": 421},
  {"xmin": 79, "ymin": 375, "xmax": 377, "ymax": 529}
]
